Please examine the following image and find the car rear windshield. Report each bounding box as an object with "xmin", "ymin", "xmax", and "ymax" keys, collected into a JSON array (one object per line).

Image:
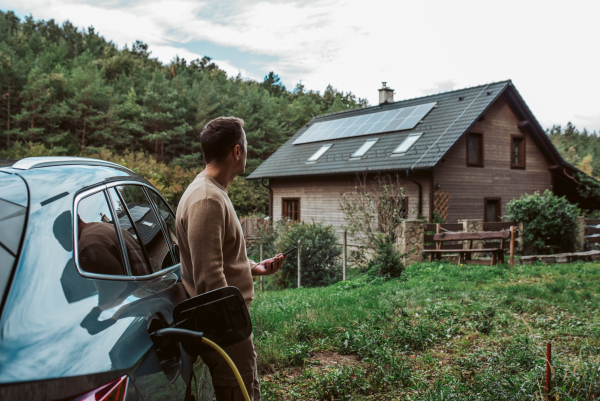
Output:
[{"xmin": 0, "ymin": 173, "xmax": 28, "ymax": 313}]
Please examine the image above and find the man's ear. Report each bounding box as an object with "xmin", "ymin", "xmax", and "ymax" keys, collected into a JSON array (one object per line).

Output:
[{"xmin": 233, "ymin": 144, "xmax": 241, "ymax": 161}]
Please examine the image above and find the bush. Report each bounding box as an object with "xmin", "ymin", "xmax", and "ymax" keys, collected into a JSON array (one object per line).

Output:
[
  {"xmin": 505, "ymin": 190, "xmax": 580, "ymax": 254},
  {"xmin": 258, "ymin": 221, "xmax": 342, "ymax": 288},
  {"xmin": 367, "ymin": 235, "xmax": 404, "ymax": 278}
]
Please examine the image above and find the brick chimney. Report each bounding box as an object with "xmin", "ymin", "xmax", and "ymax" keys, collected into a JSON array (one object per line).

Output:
[{"xmin": 378, "ymin": 82, "xmax": 394, "ymax": 105}]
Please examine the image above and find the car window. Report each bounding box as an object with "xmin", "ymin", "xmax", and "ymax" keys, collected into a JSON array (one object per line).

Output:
[
  {"xmin": 107, "ymin": 188, "xmax": 152, "ymax": 277},
  {"xmin": 146, "ymin": 189, "xmax": 179, "ymax": 263},
  {"xmin": 113, "ymin": 185, "xmax": 175, "ymax": 274},
  {"xmin": 77, "ymin": 191, "xmax": 127, "ymax": 276}
]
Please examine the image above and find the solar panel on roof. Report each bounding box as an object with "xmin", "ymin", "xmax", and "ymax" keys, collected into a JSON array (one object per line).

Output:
[{"xmin": 293, "ymin": 102, "xmax": 436, "ymax": 145}]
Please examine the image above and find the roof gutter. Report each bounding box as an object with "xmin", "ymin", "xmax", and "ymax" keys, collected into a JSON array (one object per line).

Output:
[
  {"xmin": 405, "ymin": 169, "xmax": 422, "ymax": 218},
  {"xmin": 260, "ymin": 178, "xmax": 273, "ymax": 222}
]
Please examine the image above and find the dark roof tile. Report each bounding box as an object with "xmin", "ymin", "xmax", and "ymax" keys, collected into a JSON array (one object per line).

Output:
[{"xmin": 248, "ymin": 81, "xmax": 510, "ymax": 179}]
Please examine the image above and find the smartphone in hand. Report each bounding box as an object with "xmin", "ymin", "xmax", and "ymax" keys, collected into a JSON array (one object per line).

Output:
[{"xmin": 281, "ymin": 246, "xmax": 297, "ymax": 257}]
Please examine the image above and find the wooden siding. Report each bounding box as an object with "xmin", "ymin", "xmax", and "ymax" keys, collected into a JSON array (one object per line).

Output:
[
  {"xmin": 433, "ymin": 96, "xmax": 552, "ymax": 223},
  {"xmin": 271, "ymin": 173, "xmax": 431, "ymax": 243}
]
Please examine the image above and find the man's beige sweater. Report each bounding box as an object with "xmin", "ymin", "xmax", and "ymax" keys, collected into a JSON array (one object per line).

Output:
[{"xmin": 176, "ymin": 173, "xmax": 256, "ymax": 309}]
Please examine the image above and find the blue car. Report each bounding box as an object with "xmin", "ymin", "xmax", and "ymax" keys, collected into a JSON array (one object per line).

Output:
[{"xmin": 0, "ymin": 157, "xmax": 214, "ymax": 401}]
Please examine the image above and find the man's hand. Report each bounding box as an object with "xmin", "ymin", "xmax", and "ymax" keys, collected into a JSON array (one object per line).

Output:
[{"xmin": 253, "ymin": 254, "xmax": 286, "ymax": 276}]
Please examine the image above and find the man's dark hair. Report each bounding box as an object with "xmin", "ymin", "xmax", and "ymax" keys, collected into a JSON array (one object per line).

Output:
[{"xmin": 200, "ymin": 117, "xmax": 245, "ymax": 164}]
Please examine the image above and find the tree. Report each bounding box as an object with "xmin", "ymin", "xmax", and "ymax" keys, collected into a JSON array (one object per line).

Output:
[
  {"xmin": 577, "ymin": 154, "xmax": 594, "ymax": 176},
  {"xmin": 141, "ymin": 71, "xmax": 190, "ymax": 159},
  {"xmin": 68, "ymin": 54, "xmax": 110, "ymax": 152}
]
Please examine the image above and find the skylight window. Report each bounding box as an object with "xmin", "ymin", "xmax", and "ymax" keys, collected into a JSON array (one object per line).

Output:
[
  {"xmin": 392, "ymin": 133, "xmax": 423, "ymax": 156},
  {"xmin": 351, "ymin": 139, "xmax": 378, "ymax": 159},
  {"xmin": 307, "ymin": 144, "xmax": 332, "ymax": 162}
]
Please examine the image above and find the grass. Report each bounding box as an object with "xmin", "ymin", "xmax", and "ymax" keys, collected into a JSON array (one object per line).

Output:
[{"xmin": 249, "ymin": 261, "xmax": 600, "ymax": 400}]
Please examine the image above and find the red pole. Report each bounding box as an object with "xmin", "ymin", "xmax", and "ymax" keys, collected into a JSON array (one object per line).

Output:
[{"xmin": 546, "ymin": 342, "xmax": 551, "ymax": 395}]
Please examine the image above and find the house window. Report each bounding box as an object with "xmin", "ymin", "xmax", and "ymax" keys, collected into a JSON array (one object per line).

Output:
[
  {"xmin": 511, "ymin": 135, "xmax": 526, "ymax": 169},
  {"xmin": 484, "ymin": 197, "xmax": 501, "ymax": 222},
  {"xmin": 466, "ymin": 132, "xmax": 484, "ymax": 167},
  {"xmin": 307, "ymin": 144, "xmax": 332, "ymax": 163},
  {"xmin": 392, "ymin": 133, "xmax": 422, "ymax": 156},
  {"xmin": 282, "ymin": 198, "xmax": 300, "ymax": 222}
]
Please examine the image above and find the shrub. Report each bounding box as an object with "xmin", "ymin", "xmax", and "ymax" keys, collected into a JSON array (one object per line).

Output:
[
  {"xmin": 367, "ymin": 235, "xmax": 404, "ymax": 278},
  {"xmin": 505, "ymin": 190, "xmax": 580, "ymax": 254},
  {"xmin": 269, "ymin": 221, "xmax": 342, "ymax": 288},
  {"xmin": 340, "ymin": 173, "xmax": 407, "ymax": 277}
]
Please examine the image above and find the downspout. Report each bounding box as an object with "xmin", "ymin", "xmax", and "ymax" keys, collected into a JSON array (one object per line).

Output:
[
  {"xmin": 260, "ymin": 178, "xmax": 273, "ymax": 223},
  {"xmin": 405, "ymin": 169, "xmax": 422, "ymax": 218}
]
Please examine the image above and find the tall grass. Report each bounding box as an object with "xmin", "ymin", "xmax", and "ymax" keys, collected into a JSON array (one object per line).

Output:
[{"xmin": 250, "ymin": 261, "xmax": 600, "ymax": 400}]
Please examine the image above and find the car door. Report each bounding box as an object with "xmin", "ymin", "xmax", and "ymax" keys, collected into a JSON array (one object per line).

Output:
[
  {"xmin": 75, "ymin": 186, "xmax": 189, "ymax": 401},
  {"xmin": 107, "ymin": 183, "xmax": 213, "ymax": 401}
]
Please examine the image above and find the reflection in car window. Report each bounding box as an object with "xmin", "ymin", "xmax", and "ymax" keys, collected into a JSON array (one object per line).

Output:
[
  {"xmin": 77, "ymin": 191, "xmax": 127, "ymax": 276},
  {"xmin": 147, "ymin": 190, "xmax": 179, "ymax": 263},
  {"xmin": 107, "ymin": 188, "xmax": 151, "ymax": 276},
  {"xmin": 114, "ymin": 185, "xmax": 174, "ymax": 273}
]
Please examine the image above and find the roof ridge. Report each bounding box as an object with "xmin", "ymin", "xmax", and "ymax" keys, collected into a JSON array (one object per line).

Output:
[{"xmin": 313, "ymin": 80, "xmax": 512, "ymax": 120}]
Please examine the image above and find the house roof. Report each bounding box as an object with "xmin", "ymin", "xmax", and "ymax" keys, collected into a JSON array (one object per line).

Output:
[{"xmin": 248, "ymin": 80, "xmax": 514, "ymax": 180}]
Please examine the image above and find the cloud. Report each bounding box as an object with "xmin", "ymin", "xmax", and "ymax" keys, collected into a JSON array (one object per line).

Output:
[
  {"xmin": 420, "ymin": 80, "xmax": 458, "ymax": 96},
  {"xmin": 3, "ymin": 0, "xmax": 600, "ymax": 131},
  {"xmin": 574, "ymin": 113, "xmax": 600, "ymax": 134}
]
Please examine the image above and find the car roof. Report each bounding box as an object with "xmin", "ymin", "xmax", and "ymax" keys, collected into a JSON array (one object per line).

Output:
[{"xmin": 0, "ymin": 157, "xmax": 152, "ymax": 203}]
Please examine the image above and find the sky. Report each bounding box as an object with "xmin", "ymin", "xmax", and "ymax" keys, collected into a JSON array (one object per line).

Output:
[{"xmin": 3, "ymin": 0, "xmax": 599, "ymax": 132}]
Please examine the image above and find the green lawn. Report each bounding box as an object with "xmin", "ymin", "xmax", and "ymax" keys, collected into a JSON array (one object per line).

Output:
[{"xmin": 249, "ymin": 261, "xmax": 600, "ymax": 400}]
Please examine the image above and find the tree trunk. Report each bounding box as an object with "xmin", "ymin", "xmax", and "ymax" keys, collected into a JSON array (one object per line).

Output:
[
  {"xmin": 161, "ymin": 139, "xmax": 164, "ymax": 160},
  {"xmin": 6, "ymin": 89, "xmax": 9, "ymax": 147},
  {"xmin": 29, "ymin": 93, "xmax": 35, "ymax": 142},
  {"xmin": 105, "ymin": 103, "xmax": 111, "ymax": 147},
  {"xmin": 81, "ymin": 108, "xmax": 87, "ymax": 153},
  {"xmin": 154, "ymin": 122, "xmax": 158, "ymax": 157}
]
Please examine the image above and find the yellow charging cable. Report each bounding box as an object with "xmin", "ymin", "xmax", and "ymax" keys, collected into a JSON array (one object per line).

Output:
[{"xmin": 201, "ymin": 337, "xmax": 251, "ymax": 401}]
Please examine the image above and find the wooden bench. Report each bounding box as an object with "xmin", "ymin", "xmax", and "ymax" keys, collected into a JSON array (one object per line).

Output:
[{"xmin": 423, "ymin": 227, "xmax": 517, "ymax": 266}]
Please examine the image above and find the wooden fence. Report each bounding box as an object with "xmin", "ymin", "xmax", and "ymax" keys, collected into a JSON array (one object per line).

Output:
[
  {"xmin": 585, "ymin": 219, "xmax": 600, "ymax": 244},
  {"xmin": 239, "ymin": 217, "xmax": 264, "ymax": 242}
]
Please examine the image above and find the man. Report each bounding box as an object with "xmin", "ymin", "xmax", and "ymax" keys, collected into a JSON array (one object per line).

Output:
[{"xmin": 176, "ymin": 117, "xmax": 285, "ymax": 400}]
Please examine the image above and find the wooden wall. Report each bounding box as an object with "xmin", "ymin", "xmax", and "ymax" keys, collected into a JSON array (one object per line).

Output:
[
  {"xmin": 433, "ymin": 95, "xmax": 552, "ymax": 223},
  {"xmin": 271, "ymin": 173, "xmax": 431, "ymax": 243}
]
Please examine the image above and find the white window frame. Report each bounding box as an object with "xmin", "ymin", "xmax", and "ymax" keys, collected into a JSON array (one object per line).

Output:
[
  {"xmin": 392, "ymin": 133, "xmax": 423, "ymax": 156},
  {"xmin": 307, "ymin": 144, "xmax": 333, "ymax": 163},
  {"xmin": 350, "ymin": 138, "xmax": 379, "ymax": 159}
]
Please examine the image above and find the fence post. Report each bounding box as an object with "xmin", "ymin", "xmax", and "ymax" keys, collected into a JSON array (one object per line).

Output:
[
  {"xmin": 297, "ymin": 240, "xmax": 301, "ymax": 288},
  {"xmin": 396, "ymin": 220, "xmax": 425, "ymax": 266},
  {"xmin": 259, "ymin": 244, "xmax": 264, "ymax": 291},
  {"xmin": 509, "ymin": 226, "xmax": 515, "ymax": 268},
  {"xmin": 577, "ymin": 216, "xmax": 585, "ymax": 251},
  {"xmin": 342, "ymin": 231, "xmax": 347, "ymax": 281},
  {"xmin": 462, "ymin": 219, "xmax": 483, "ymax": 258},
  {"xmin": 546, "ymin": 342, "xmax": 552, "ymax": 396}
]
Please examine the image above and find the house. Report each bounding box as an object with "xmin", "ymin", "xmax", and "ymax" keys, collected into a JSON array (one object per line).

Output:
[{"xmin": 247, "ymin": 80, "xmax": 586, "ymax": 236}]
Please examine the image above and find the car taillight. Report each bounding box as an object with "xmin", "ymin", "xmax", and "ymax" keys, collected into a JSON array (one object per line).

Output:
[{"xmin": 71, "ymin": 375, "xmax": 128, "ymax": 401}]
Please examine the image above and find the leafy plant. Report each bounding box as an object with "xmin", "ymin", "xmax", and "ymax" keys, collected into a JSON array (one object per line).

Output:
[
  {"xmin": 367, "ymin": 234, "xmax": 404, "ymax": 278},
  {"xmin": 505, "ymin": 190, "xmax": 580, "ymax": 254},
  {"xmin": 340, "ymin": 173, "xmax": 406, "ymax": 277},
  {"xmin": 254, "ymin": 220, "xmax": 342, "ymax": 288}
]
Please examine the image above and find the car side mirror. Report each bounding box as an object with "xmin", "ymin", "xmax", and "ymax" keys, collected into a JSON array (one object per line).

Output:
[{"xmin": 169, "ymin": 286, "xmax": 251, "ymax": 356}]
